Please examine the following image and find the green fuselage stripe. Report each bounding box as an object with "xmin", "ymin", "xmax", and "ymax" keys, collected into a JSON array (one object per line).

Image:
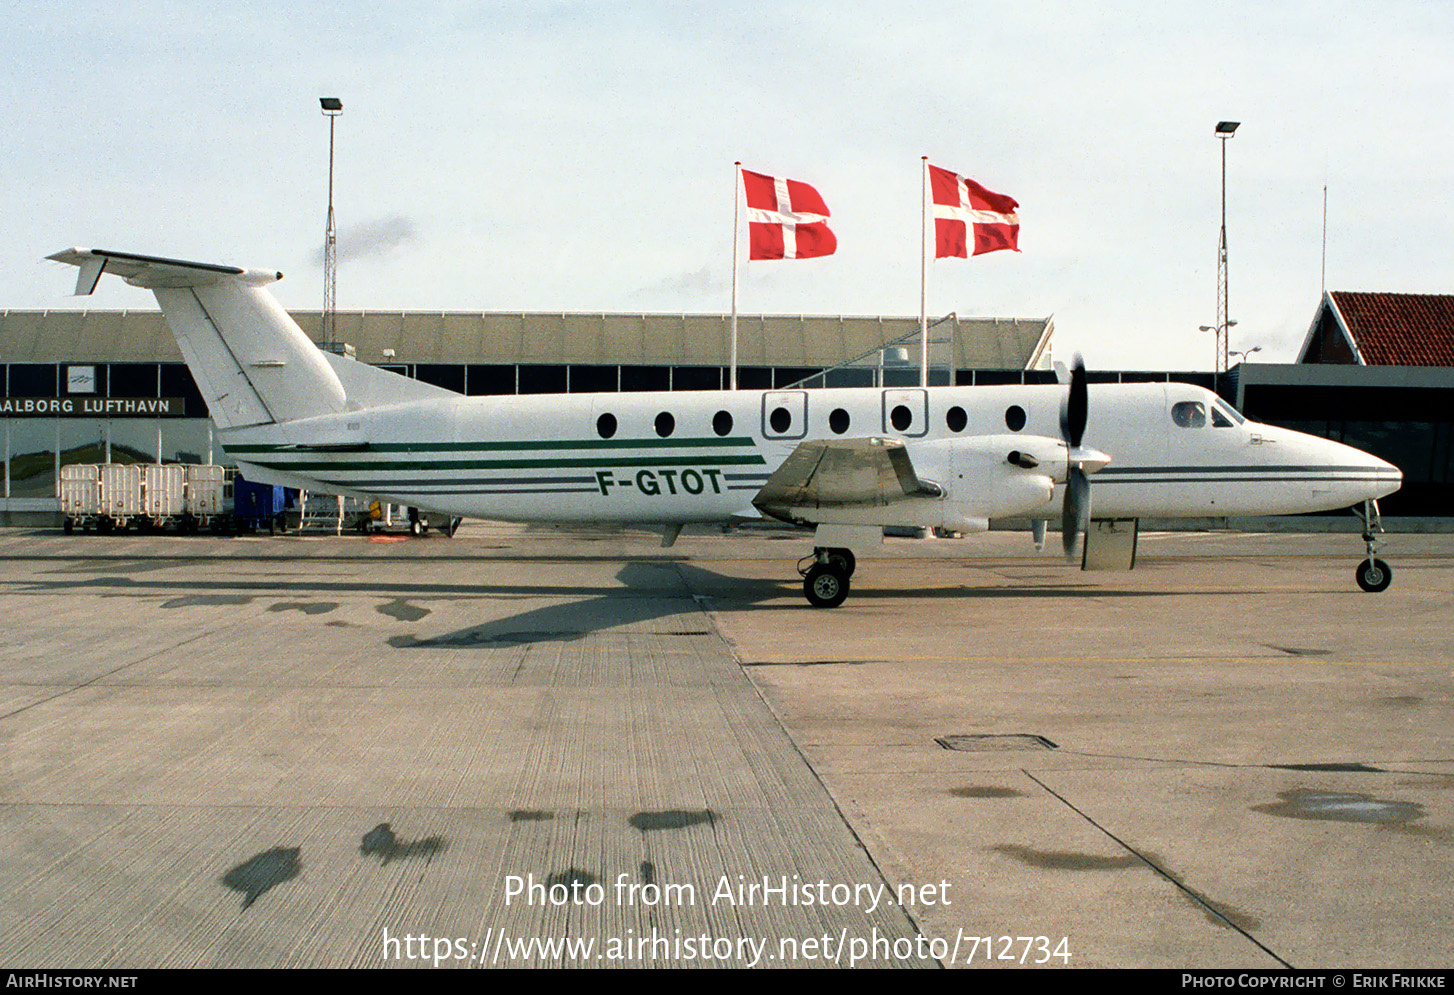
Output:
[
  {"xmin": 225, "ymin": 436, "xmax": 755, "ymax": 454},
  {"xmin": 244, "ymin": 454, "xmax": 766, "ymax": 472}
]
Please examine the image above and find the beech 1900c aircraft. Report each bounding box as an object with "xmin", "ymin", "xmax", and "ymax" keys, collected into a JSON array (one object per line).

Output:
[{"xmin": 50, "ymin": 248, "xmax": 1403, "ymax": 607}]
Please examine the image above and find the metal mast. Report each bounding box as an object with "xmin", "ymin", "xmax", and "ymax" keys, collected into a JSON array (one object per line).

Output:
[
  {"xmin": 1214, "ymin": 121, "xmax": 1239, "ymax": 373},
  {"xmin": 321, "ymin": 97, "xmax": 342, "ymax": 351}
]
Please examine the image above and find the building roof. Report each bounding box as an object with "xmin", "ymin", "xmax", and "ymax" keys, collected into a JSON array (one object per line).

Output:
[
  {"xmin": 0, "ymin": 309, "xmax": 1054, "ymax": 370},
  {"xmin": 1298, "ymin": 292, "xmax": 1454, "ymax": 366}
]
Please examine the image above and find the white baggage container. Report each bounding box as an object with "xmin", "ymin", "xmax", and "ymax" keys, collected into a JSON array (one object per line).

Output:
[
  {"xmin": 183, "ymin": 464, "xmax": 226, "ymax": 518},
  {"xmin": 97, "ymin": 464, "xmax": 142, "ymax": 522},
  {"xmin": 142, "ymin": 464, "xmax": 185, "ymax": 519},
  {"xmin": 59, "ymin": 464, "xmax": 101, "ymax": 519}
]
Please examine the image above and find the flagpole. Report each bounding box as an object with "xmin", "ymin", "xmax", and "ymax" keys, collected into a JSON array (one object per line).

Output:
[
  {"xmin": 730, "ymin": 161, "xmax": 741, "ymax": 391},
  {"xmin": 920, "ymin": 156, "xmax": 929, "ymax": 388}
]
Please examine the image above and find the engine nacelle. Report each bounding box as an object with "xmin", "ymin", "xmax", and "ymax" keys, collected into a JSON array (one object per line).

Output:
[
  {"xmin": 906, "ymin": 434, "xmax": 1067, "ymax": 521},
  {"xmin": 770, "ymin": 434, "xmax": 1077, "ymax": 531}
]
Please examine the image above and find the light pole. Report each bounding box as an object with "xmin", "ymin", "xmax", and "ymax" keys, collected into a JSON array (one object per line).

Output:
[
  {"xmin": 1228, "ymin": 345, "xmax": 1262, "ymax": 365},
  {"xmin": 320, "ymin": 97, "xmax": 343, "ymax": 351},
  {"xmin": 1199, "ymin": 318, "xmax": 1237, "ymax": 369},
  {"xmin": 1213, "ymin": 120, "xmax": 1239, "ymax": 373}
]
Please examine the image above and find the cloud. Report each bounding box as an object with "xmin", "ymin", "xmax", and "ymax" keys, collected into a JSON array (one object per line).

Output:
[
  {"xmin": 631, "ymin": 265, "xmax": 726, "ymax": 300},
  {"xmin": 315, "ymin": 215, "xmax": 419, "ymax": 266}
]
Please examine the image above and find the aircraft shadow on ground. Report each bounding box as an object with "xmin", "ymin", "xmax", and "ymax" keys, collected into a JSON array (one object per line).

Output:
[
  {"xmin": 378, "ymin": 561, "xmax": 1203, "ymax": 648},
  {"xmin": 385, "ymin": 562, "xmax": 727, "ymax": 647},
  {"xmin": 9, "ymin": 558, "xmax": 1249, "ymax": 649}
]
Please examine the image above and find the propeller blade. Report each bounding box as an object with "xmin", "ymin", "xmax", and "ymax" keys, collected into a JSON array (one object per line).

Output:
[
  {"xmin": 1059, "ymin": 354, "xmax": 1092, "ymax": 559},
  {"xmin": 1062, "ymin": 466, "xmax": 1089, "ymax": 559},
  {"xmin": 1060, "ymin": 354, "xmax": 1088, "ymax": 449}
]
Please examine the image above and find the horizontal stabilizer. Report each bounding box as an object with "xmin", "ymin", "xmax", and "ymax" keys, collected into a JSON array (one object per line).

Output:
[{"xmin": 48, "ymin": 248, "xmax": 280, "ymax": 293}]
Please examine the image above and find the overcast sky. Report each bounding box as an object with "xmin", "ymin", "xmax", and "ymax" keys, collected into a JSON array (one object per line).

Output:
[{"xmin": 3, "ymin": 0, "xmax": 1450, "ymax": 369}]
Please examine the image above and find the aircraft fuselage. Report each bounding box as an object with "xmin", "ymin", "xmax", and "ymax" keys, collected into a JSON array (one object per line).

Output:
[{"xmin": 220, "ymin": 381, "xmax": 1401, "ymax": 527}]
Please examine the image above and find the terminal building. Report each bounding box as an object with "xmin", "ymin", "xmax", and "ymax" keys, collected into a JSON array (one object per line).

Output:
[
  {"xmin": 1233, "ymin": 291, "xmax": 1454, "ymax": 519},
  {"xmin": 1, "ymin": 295, "xmax": 1449, "ymax": 522}
]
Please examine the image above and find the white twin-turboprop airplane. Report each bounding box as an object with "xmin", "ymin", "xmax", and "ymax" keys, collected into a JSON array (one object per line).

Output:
[{"xmin": 50, "ymin": 248, "xmax": 1403, "ymax": 607}]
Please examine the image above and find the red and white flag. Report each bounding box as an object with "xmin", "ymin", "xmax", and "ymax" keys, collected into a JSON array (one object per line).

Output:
[
  {"xmin": 929, "ymin": 164, "xmax": 1019, "ymax": 257},
  {"xmin": 740, "ymin": 168, "xmax": 837, "ymax": 260}
]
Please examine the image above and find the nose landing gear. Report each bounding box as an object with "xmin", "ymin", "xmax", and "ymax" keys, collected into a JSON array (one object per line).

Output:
[{"xmin": 1355, "ymin": 499, "xmax": 1392, "ymax": 593}]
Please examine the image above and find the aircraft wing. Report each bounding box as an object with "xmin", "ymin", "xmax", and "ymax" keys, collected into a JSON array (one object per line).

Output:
[{"xmin": 752, "ymin": 437, "xmax": 942, "ymax": 522}]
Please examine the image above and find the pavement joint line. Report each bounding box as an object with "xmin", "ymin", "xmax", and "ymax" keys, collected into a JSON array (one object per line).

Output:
[
  {"xmin": 1019, "ymin": 769, "xmax": 1294, "ymax": 970},
  {"xmin": 0, "ymin": 626, "xmax": 227, "ymax": 723},
  {"xmin": 1059, "ymin": 750, "xmax": 1454, "ymax": 771},
  {"xmin": 671, "ymin": 560, "xmax": 943, "ymax": 968}
]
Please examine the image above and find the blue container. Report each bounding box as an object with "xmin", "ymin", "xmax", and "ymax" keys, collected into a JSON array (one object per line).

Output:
[{"xmin": 233, "ymin": 474, "xmax": 288, "ymax": 529}]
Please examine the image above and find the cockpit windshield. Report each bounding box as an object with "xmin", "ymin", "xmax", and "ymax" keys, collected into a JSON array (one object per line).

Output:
[{"xmin": 1213, "ymin": 399, "xmax": 1246, "ymax": 426}]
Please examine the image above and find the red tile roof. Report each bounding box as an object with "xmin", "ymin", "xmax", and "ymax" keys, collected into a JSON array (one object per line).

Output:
[{"xmin": 1330, "ymin": 292, "xmax": 1454, "ymax": 366}]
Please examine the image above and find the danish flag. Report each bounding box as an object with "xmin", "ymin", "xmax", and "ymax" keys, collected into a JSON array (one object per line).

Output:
[
  {"xmin": 929, "ymin": 164, "xmax": 1019, "ymax": 257},
  {"xmin": 740, "ymin": 168, "xmax": 837, "ymax": 260}
]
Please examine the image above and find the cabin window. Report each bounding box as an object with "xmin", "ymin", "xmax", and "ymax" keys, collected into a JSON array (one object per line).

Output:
[
  {"xmin": 596, "ymin": 413, "xmax": 617, "ymax": 439},
  {"xmin": 713, "ymin": 410, "xmax": 734, "ymax": 436},
  {"xmin": 1171, "ymin": 401, "xmax": 1207, "ymax": 428},
  {"xmin": 769, "ymin": 406, "xmax": 792, "ymax": 434},
  {"xmin": 946, "ymin": 406, "xmax": 968, "ymax": 433},
  {"xmin": 889, "ymin": 404, "xmax": 913, "ymax": 432},
  {"xmin": 829, "ymin": 408, "xmax": 851, "ymax": 435},
  {"xmin": 1211, "ymin": 406, "xmax": 1235, "ymax": 428},
  {"xmin": 655, "ymin": 411, "xmax": 675, "ymax": 437},
  {"xmin": 1005, "ymin": 405, "xmax": 1026, "ymax": 431}
]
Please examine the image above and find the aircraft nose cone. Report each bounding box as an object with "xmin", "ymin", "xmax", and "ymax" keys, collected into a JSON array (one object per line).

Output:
[
  {"xmin": 1378, "ymin": 454, "xmax": 1402, "ymax": 491},
  {"xmin": 1346, "ymin": 445, "xmax": 1402, "ymax": 499}
]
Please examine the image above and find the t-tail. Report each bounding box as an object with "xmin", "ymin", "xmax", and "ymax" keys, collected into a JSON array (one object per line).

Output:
[{"xmin": 47, "ymin": 248, "xmax": 453, "ymax": 428}]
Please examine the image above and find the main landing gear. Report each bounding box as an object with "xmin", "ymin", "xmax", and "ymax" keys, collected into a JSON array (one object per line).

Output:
[
  {"xmin": 1354, "ymin": 498, "xmax": 1392, "ymax": 593},
  {"xmin": 799, "ymin": 547, "xmax": 857, "ymax": 608}
]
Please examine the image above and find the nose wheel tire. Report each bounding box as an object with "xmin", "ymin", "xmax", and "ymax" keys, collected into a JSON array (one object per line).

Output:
[
  {"xmin": 803, "ymin": 563, "xmax": 850, "ymax": 608},
  {"xmin": 1356, "ymin": 557, "xmax": 1392, "ymax": 593}
]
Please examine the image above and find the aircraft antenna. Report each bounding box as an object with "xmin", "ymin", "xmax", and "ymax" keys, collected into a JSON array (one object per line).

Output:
[{"xmin": 1321, "ymin": 180, "xmax": 1328, "ymax": 296}]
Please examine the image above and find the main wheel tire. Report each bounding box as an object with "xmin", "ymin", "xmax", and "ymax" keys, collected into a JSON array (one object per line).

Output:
[
  {"xmin": 62, "ymin": 518, "xmax": 74, "ymax": 535},
  {"xmin": 1356, "ymin": 557, "xmax": 1392, "ymax": 593},
  {"xmin": 803, "ymin": 563, "xmax": 850, "ymax": 608}
]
